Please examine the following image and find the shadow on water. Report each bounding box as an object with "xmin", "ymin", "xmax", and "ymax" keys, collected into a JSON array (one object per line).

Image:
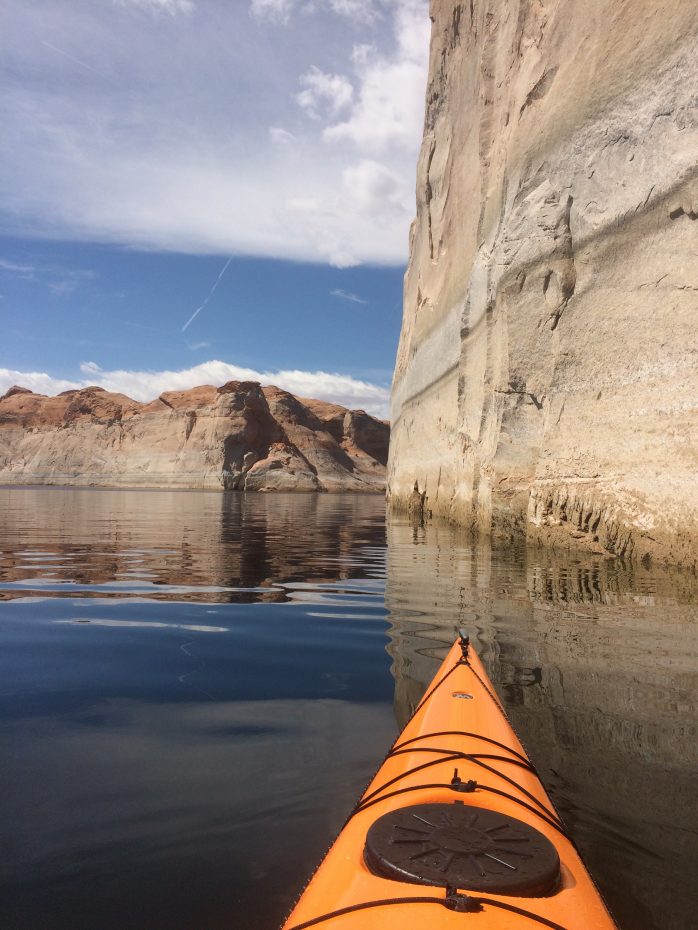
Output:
[
  {"xmin": 385, "ymin": 517, "xmax": 698, "ymax": 930},
  {"xmin": 0, "ymin": 488, "xmax": 695, "ymax": 930}
]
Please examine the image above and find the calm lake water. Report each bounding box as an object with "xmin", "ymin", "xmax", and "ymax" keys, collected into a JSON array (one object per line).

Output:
[{"xmin": 0, "ymin": 487, "xmax": 696, "ymax": 930}]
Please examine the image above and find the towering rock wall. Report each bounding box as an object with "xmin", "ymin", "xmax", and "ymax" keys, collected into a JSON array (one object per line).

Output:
[
  {"xmin": 0, "ymin": 382, "xmax": 388, "ymax": 492},
  {"xmin": 388, "ymin": 0, "xmax": 698, "ymax": 566}
]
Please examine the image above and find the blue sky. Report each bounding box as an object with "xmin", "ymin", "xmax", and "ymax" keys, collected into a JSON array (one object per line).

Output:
[{"xmin": 0, "ymin": 0, "xmax": 430, "ymax": 416}]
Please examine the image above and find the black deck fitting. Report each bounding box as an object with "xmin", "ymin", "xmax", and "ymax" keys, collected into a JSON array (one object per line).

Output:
[
  {"xmin": 450, "ymin": 770, "xmax": 477, "ymax": 793},
  {"xmin": 445, "ymin": 892, "xmax": 482, "ymax": 913},
  {"xmin": 458, "ymin": 629, "xmax": 470, "ymax": 660}
]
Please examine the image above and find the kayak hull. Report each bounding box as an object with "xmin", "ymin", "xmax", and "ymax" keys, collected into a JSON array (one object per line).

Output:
[{"xmin": 282, "ymin": 637, "xmax": 617, "ymax": 929}]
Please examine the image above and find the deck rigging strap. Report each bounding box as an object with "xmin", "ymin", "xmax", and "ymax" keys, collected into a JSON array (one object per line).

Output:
[
  {"xmin": 351, "ymin": 780, "xmax": 570, "ymax": 838},
  {"xmin": 392, "ymin": 730, "xmax": 533, "ymax": 766},
  {"xmin": 354, "ymin": 631, "xmax": 513, "ymax": 824},
  {"xmin": 358, "ymin": 748, "xmax": 561, "ymax": 825},
  {"xmin": 282, "ymin": 636, "xmax": 575, "ymax": 929},
  {"xmin": 285, "ymin": 891, "xmax": 573, "ymax": 930}
]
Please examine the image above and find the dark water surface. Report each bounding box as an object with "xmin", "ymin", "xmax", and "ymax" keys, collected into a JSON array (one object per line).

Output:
[{"xmin": 0, "ymin": 488, "xmax": 695, "ymax": 930}]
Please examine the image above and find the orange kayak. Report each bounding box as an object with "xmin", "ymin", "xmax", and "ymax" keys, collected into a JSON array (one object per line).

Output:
[{"xmin": 282, "ymin": 632, "xmax": 617, "ymax": 930}]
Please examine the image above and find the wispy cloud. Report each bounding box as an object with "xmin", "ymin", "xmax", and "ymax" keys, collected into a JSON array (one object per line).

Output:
[
  {"xmin": 323, "ymin": 2, "xmax": 429, "ymax": 154},
  {"xmin": 0, "ymin": 258, "xmax": 36, "ymax": 276},
  {"xmin": 0, "ymin": 360, "xmax": 390, "ymax": 417},
  {"xmin": 327, "ymin": 0, "xmax": 378, "ymax": 22},
  {"xmin": 343, "ymin": 159, "xmax": 407, "ymax": 215},
  {"xmin": 1, "ymin": 0, "xmax": 429, "ymax": 266},
  {"xmin": 249, "ymin": 0, "xmax": 294, "ymax": 23},
  {"xmin": 251, "ymin": 0, "xmax": 379, "ymax": 24},
  {"xmin": 269, "ymin": 126, "xmax": 296, "ymax": 146},
  {"xmin": 0, "ymin": 257, "xmax": 95, "ymax": 294},
  {"xmin": 182, "ymin": 257, "xmax": 232, "ymax": 332},
  {"xmin": 297, "ymin": 67, "xmax": 353, "ymax": 119},
  {"xmin": 330, "ymin": 288, "xmax": 367, "ymax": 305},
  {"xmin": 113, "ymin": 0, "xmax": 196, "ymax": 16},
  {"xmin": 49, "ymin": 268, "xmax": 96, "ymax": 295}
]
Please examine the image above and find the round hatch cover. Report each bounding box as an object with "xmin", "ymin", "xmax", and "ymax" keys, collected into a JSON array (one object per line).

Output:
[{"xmin": 364, "ymin": 803, "xmax": 560, "ymax": 897}]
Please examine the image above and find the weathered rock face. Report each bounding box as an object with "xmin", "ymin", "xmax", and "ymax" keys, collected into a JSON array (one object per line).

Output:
[
  {"xmin": 0, "ymin": 382, "xmax": 388, "ymax": 492},
  {"xmin": 388, "ymin": 0, "xmax": 698, "ymax": 566}
]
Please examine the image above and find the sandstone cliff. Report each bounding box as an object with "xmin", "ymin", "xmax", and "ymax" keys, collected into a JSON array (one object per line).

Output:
[
  {"xmin": 0, "ymin": 382, "xmax": 388, "ymax": 492},
  {"xmin": 388, "ymin": 0, "xmax": 698, "ymax": 566}
]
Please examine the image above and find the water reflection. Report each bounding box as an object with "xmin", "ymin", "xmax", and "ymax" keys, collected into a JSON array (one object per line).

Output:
[
  {"xmin": 0, "ymin": 487, "xmax": 385, "ymax": 601},
  {"xmin": 2, "ymin": 690, "xmax": 393, "ymax": 930},
  {"xmin": 0, "ymin": 489, "xmax": 393, "ymax": 930},
  {"xmin": 0, "ymin": 489, "xmax": 696, "ymax": 930},
  {"xmin": 385, "ymin": 518, "xmax": 698, "ymax": 930}
]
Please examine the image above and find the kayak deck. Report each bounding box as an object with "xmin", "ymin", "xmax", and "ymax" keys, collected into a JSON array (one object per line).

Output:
[{"xmin": 282, "ymin": 633, "xmax": 617, "ymax": 929}]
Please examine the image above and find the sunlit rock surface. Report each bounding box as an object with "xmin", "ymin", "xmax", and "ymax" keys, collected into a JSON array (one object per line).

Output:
[
  {"xmin": 388, "ymin": 0, "xmax": 698, "ymax": 566},
  {"xmin": 0, "ymin": 382, "xmax": 388, "ymax": 491}
]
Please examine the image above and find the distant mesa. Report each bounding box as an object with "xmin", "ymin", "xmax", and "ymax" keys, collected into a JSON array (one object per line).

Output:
[
  {"xmin": 0, "ymin": 380, "xmax": 389, "ymax": 492},
  {"xmin": 1, "ymin": 385, "xmax": 33, "ymax": 399}
]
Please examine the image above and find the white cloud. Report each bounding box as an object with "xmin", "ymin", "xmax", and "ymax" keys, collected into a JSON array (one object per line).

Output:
[
  {"xmin": 297, "ymin": 67, "xmax": 353, "ymax": 118},
  {"xmin": 250, "ymin": 0, "xmax": 294, "ymax": 23},
  {"xmin": 251, "ymin": 0, "xmax": 378, "ymax": 24},
  {"xmin": 286, "ymin": 196, "xmax": 321, "ymax": 212},
  {"xmin": 0, "ymin": 0, "xmax": 430, "ymax": 266},
  {"xmin": 326, "ymin": 0, "xmax": 377, "ymax": 22},
  {"xmin": 351, "ymin": 42, "xmax": 374, "ymax": 66},
  {"xmin": 343, "ymin": 159, "xmax": 407, "ymax": 215},
  {"xmin": 0, "ymin": 369, "xmax": 81, "ymax": 397},
  {"xmin": 0, "ymin": 361, "xmax": 390, "ymax": 417},
  {"xmin": 323, "ymin": 1, "xmax": 430, "ymax": 154},
  {"xmin": 269, "ymin": 126, "xmax": 297, "ymax": 146},
  {"xmin": 330, "ymin": 288, "xmax": 366, "ymax": 304}
]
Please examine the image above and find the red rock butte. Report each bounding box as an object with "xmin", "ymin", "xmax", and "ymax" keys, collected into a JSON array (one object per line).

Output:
[{"xmin": 0, "ymin": 381, "xmax": 389, "ymax": 492}]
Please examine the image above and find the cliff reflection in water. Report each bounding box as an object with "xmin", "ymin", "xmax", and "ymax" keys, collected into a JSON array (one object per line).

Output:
[
  {"xmin": 1, "ymin": 488, "xmax": 695, "ymax": 930},
  {"xmin": 0, "ymin": 487, "xmax": 385, "ymax": 601},
  {"xmin": 0, "ymin": 489, "xmax": 393, "ymax": 930},
  {"xmin": 385, "ymin": 517, "xmax": 697, "ymax": 930}
]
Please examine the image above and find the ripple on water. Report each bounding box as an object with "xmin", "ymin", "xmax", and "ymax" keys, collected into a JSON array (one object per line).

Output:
[{"xmin": 0, "ymin": 487, "xmax": 695, "ymax": 930}]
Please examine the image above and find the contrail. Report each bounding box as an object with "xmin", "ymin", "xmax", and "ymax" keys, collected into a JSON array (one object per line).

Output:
[
  {"xmin": 331, "ymin": 288, "xmax": 367, "ymax": 305},
  {"xmin": 182, "ymin": 257, "xmax": 233, "ymax": 332},
  {"xmin": 41, "ymin": 40, "xmax": 104, "ymax": 76}
]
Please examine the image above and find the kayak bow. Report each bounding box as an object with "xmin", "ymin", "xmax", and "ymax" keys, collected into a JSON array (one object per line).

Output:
[{"xmin": 282, "ymin": 632, "xmax": 617, "ymax": 930}]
